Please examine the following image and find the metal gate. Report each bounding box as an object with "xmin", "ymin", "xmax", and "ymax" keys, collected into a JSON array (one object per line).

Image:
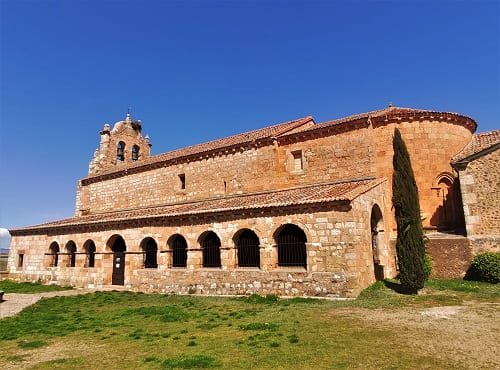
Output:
[
  {"xmin": 236, "ymin": 230, "xmax": 260, "ymax": 267},
  {"xmin": 202, "ymin": 233, "xmax": 221, "ymax": 267},
  {"xmin": 277, "ymin": 225, "xmax": 307, "ymax": 268},
  {"xmin": 172, "ymin": 236, "xmax": 187, "ymax": 267}
]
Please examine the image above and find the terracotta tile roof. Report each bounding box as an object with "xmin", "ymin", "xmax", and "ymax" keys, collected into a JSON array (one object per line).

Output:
[
  {"xmin": 11, "ymin": 177, "xmax": 386, "ymax": 233},
  {"xmin": 88, "ymin": 116, "xmax": 314, "ymax": 178},
  {"xmin": 308, "ymin": 106, "xmax": 476, "ymax": 132},
  {"xmin": 452, "ymin": 130, "xmax": 500, "ymax": 163},
  {"xmin": 84, "ymin": 107, "xmax": 476, "ymax": 183}
]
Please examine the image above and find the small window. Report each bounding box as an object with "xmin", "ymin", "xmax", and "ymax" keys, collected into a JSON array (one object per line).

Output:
[
  {"xmin": 179, "ymin": 174, "xmax": 186, "ymax": 190},
  {"xmin": 292, "ymin": 150, "xmax": 303, "ymax": 171},
  {"xmin": 117, "ymin": 141, "xmax": 125, "ymax": 161},
  {"xmin": 132, "ymin": 145, "xmax": 139, "ymax": 161},
  {"xmin": 18, "ymin": 253, "xmax": 24, "ymax": 268}
]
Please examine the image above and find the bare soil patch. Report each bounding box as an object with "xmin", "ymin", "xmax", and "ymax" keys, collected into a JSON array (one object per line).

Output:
[{"xmin": 331, "ymin": 301, "xmax": 500, "ymax": 369}]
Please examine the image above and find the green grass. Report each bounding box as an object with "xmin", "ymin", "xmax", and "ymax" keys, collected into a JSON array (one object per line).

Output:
[
  {"xmin": 0, "ymin": 279, "xmax": 497, "ymax": 369},
  {"xmin": 17, "ymin": 339, "xmax": 48, "ymax": 349},
  {"xmin": 425, "ymin": 279, "xmax": 500, "ymax": 297},
  {"xmin": 0, "ymin": 279, "xmax": 72, "ymax": 294}
]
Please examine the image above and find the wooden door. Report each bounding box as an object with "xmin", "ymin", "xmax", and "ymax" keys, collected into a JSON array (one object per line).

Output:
[{"xmin": 112, "ymin": 252, "xmax": 125, "ymax": 285}]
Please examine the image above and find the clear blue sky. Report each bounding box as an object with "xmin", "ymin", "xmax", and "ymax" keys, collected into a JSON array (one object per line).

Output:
[{"xmin": 0, "ymin": 0, "xmax": 499, "ymax": 234}]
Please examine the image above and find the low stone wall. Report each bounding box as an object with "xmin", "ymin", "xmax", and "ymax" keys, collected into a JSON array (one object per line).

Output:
[
  {"xmin": 468, "ymin": 235, "xmax": 499, "ymax": 255},
  {"xmin": 425, "ymin": 237, "xmax": 472, "ymax": 279},
  {"xmin": 7, "ymin": 269, "xmax": 356, "ymax": 298},
  {"xmin": 130, "ymin": 269, "xmax": 354, "ymax": 298}
]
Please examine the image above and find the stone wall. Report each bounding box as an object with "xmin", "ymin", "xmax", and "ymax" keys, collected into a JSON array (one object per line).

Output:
[
  {"xmin": 76, "ymin": 127, "xmax": 376, "ymax": 215},
  {"xmin": 457, "ymin": 149, "xmax": 499, "ymax": 247},
  {"xmin": 76, "ymin": 117, "xmax": 473, "ymax": 236},
  {"xmin": 371, "ymin": 119, "xmax": 472, "ymax": 232},
  {"xmin": 8, "ymin": 183, "xmax": 392, "ymax": 297},
  {"xmin": 425, "ymin": 236, "xmax": 472, "ymax": 279}
]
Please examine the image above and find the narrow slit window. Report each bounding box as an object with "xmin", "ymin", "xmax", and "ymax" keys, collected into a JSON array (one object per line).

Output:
[
  {"xmin": 292, "ymin": 150, "xmax": 303, "ymax": 171},
  {"xmin": 18, "ymin": 253, "xmax": 24, "ymax": 268},
  {"xmin": 179, "ymin": 174, "xmax": 186, "ymax": 190}
]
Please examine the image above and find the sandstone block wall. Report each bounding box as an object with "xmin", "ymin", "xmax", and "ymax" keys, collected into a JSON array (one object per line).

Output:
[
  {"xmin": 371, "ymin": 119, "xmax": 472, "ymax": 231},
  {"xmin": 8, "ymin": 183, "xmax": 392, "ymax": 297},
  {"xmin": 425, "ymin": 237, "xmax": 472, "ymax": 278},
  {"xmin": 458, "ymin": 150, "xmax": 499, "ymax": 235},
  {"xmin": 457, "ymin": 148, "xmax": 500, "ymax": 254},
  {"xmin": 76, "ymin": 127, "xmax": 375, "ymax": 215}
]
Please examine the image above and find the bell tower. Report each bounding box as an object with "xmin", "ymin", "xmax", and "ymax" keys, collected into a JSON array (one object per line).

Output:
[{"xmin": 88, "ymin": 113, "xmax": 152, "ymax": 175}]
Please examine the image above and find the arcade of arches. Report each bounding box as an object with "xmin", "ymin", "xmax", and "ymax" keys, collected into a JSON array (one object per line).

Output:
[{"xmin": 9, "ymin": 183, "xmax": 394, "ymax": 298}]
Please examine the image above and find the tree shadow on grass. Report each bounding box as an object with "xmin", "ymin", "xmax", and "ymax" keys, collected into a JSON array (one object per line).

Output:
[{"xmin": 382, "ymin": 279, "xmax": 410, "ymax": 295}]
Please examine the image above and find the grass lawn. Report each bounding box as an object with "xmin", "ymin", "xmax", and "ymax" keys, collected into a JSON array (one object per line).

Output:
[
  {"xmin": 0, "ymin": 279, "xmax": 72, "ymax": 294},
  {"xmin": 0, "ymin": 279, "xmax": 498, "ymax": 369}
]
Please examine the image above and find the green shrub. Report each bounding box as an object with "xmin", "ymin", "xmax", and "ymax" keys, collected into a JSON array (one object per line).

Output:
[
  {"xmin": 466, "ymin": 252, "xmax": 500, "ymax": 283},
  {"xmin": 424, "ymin": 254, "xmax": 432, "ymax": 280}
]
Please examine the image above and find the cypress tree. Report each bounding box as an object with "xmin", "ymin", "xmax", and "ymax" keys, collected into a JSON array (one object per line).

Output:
[{"xmin": 392, "ymin": 128, "xmax": 426, "ymax": 294}]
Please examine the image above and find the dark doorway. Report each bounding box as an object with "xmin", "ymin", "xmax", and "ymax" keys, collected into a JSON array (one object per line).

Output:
[
  {"xmin": 371, "ymin": 204, "xmax": 384, "ymax": 281},
  {"xmin": 83, "ymin": 240, "xmax": 96, "ymax": 268},
  {"xmin": 66, "ymin": 241, "xmax": 77, "ymax": 267},
  {"xmin": 201, "ymin": 232, "xmax": 221, "ymax": 268},
  {"xmin": 170, "ymin": 235, "xmax": 188, "ymax": 268},
  {"xmin": 236, "ymin": 229, "xmax": 260, "ymax": 268},
  {"xmin": 110, "ymin": 236, "xmax": 126, "ymax": 285},
  {"xmin": 49, "ymin": 242, "xmax": 60, "ymax": 267},
  {"xmin": 276, "ymin": 224, "xmax": 307, "ymax": 268},
  {"xmin": 141, "ymin": 238, "xmax": 158, "ymax": 268}
]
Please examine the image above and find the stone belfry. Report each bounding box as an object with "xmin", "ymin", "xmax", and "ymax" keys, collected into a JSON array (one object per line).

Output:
[{"xmin": 88, "ymin": 112, "xmax": 152, "ymax": 175}]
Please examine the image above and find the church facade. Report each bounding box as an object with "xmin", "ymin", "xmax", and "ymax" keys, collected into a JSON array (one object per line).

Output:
[{"xmin": 7, "ymin": 107, "xmax": 487, "ymax": 297}]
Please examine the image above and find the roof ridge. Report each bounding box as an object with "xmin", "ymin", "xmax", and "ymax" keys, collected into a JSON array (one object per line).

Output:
[
  {"xmin": 452, "ymin": 129, "xmax": 500, "ymax": 163},
  {"xmin": 84, "ymin": 116, "xmax": 313, "ymax": 180}
]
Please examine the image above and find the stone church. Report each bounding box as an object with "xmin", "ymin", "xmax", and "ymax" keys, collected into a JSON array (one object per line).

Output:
[{"xmin": 7, "ymin": 107, "xmax": 498, "ymax": 297}]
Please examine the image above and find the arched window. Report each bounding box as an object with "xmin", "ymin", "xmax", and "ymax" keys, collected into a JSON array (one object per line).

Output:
[
  {"xmin": 141, "ymin": 237, "xmax": 158, "ymax": 268},
  {"xmin": 201, "ymin": 232, "xmax": 221, "ymax": 268},
  {"xmin": 235, "ymin": 229, "xmax": 260, "ymax": 268},
  {"xmin": 169, "ymin": 234, "xmax": 187, "ymax": 268},
  {"xmin": 83, "ymin": 240, "xmax": 96, "ymax": 268},
  {"xmin": 131, "ymin": 145, "xmax": 140, "ymax": 161},
  {"xmin": 49, "ymin": 242, "xmax": 59, "ymax": 267},
  {"xmin": 117, "ymin": 141, "xmax": 125, "ymax": 161},
  {"xmin": 276, "ymin": 224, "xmax": 307, "ymax": 268},
  {"xmin": 371, "ymin": 204, "xmax": 385, "ymax": 281},
  {"xmin": 66, "ymin": 241, "xmax": 77, "ymax": 267}
]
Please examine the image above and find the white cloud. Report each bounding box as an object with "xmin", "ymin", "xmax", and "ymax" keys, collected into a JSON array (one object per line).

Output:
[
  {"xmin": 0, "ymin": 228, "xmax": 10, "ymax": 238},
  {"xmin": 0, "ymin": 228, "xmax": 11, "ymax": 250}
]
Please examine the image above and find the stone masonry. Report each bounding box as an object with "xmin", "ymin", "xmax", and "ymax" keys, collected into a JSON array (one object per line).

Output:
[
  {"xmin": 8, "ymin": 106, "xmax": 490, "ymax": 297},
  {"xmin": 453, "ymin": 130, "xmax": 500, "ymax": 254}
]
